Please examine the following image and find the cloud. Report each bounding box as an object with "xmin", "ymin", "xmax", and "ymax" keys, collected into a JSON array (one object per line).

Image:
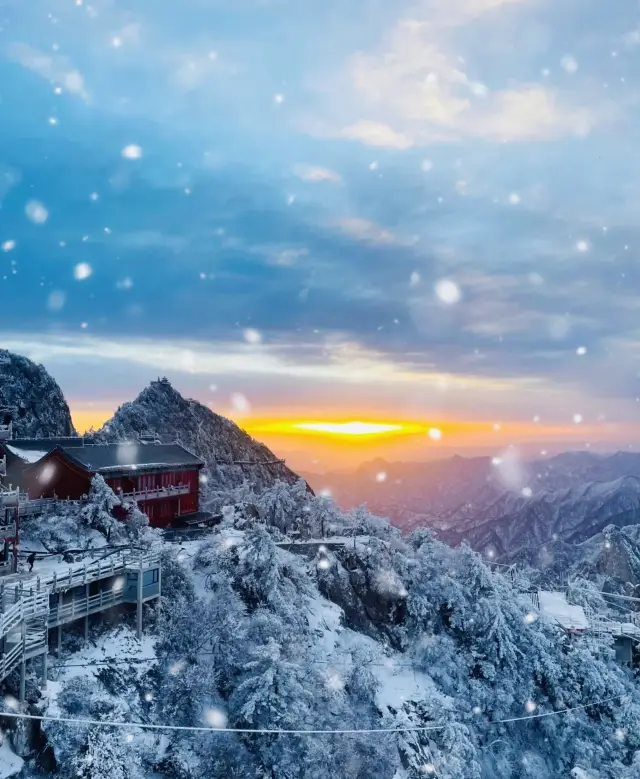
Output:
[
  {"xmin": 6, "ymin": 43, "xmax": 90, "ymax": 100},
  {"xmin": 317, "ymin": 1, "xmax": 597, "ymax": 147},
  {"xmin": 0, "ymin": 331, "xmax": 523, "ymax": 392},
  {"xmin": 336, "ymin": 217, "xmax": 403, "ymax": 246},
  {"xmin": 340, "ymin": 121, "xmax": 414, "ymax": 149},
  {"xmin": 293, "ymin": 164, "xmax": 343, "ymax": 184}
]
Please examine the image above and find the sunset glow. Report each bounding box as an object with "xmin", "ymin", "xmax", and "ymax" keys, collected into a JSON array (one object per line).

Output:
[{"xmin": 293, "ymin": 422, "xmax": 408, "ymax": 436}]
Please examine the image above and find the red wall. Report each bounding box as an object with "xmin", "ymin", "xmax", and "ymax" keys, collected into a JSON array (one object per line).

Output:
[
  {"xmin": 106, "ymin": 466, "xmax": 201, "ymax": 528},
  {"xmin": 21, "ymin": 451, "xmax": 92, "ymax": 500}
]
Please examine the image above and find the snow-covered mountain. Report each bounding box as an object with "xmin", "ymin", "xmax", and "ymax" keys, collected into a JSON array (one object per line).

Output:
[
  {"xmin": 94, "ymin": 378, "xmax": 305, "ymax": 493},
  {"xmin": 441, "ymin": 476, "xmax": 640, "ymax": 558},
  {"xmin": 0, "ymin": 349, "xmax": 76, "ymax": 438},
  {"xmin": 13, "ymin": 495, "xmax": 640, "ymax": 779},
  {"xmin": 305, "ymin": 452, "xmax": 640, "ymax": 542}
]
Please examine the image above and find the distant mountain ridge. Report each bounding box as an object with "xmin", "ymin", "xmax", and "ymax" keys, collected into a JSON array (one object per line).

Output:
[
  {"xmin": 304, "ymin": 451, "xmax": 640, "ymax": 536},
  {"xmin": 0, "ymin": 349, "xmax": 76, "ymax": 438},
  {"xmin": 94, "ymin": 377, "xmax": 305, "ymax": 492},
  {"xmin": 441, "ymin": 475, "xmax": 640, "ymax": 556}
]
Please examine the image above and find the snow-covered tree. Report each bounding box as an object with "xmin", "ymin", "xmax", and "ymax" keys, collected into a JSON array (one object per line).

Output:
[
  {"xmin": 67, "ymin": 728, "xmax": 143, "ymax": 779},
  {"xmin": 79, "ymin": 474, "xmax": 122, "ymax": 540}
]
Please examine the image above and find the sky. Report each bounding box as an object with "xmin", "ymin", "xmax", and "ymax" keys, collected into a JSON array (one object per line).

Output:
[{"xmin": 2, "ymin": 0, "xmax": 640, "ymax": 470}]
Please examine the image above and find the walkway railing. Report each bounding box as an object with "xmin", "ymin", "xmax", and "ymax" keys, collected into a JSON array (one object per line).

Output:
[
  {"xmin": 49, "ymin": 587, "xmax": 126, "ymax": 628},
  {"xmin": 119, "ymin": 485, "xmax": 190, "ymax": 501}
]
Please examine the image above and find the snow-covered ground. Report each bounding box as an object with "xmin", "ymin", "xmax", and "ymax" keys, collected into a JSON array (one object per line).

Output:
[
  {"xmin": 305, "ymin": 588, "xmax": 435, "ymax": 716},
  {"xmin": 0, "ymin": 740, "xmax": 23, "ymax": 779},
  {"xmin": 44, "ymin": 625, "xmax": 156, "ymax": 718}
]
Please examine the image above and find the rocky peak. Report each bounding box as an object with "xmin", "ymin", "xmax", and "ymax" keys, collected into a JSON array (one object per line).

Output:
[
  {"xmin": 95, "ymin": 379, "xmax": 307, "ymax": 493},
  {"xmin": 0, "ymin": 350, "xmax": 76, "ymax": 439}
]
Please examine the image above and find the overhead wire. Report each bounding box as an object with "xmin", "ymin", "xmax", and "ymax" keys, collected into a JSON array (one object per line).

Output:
[{"xmin": 0, "ymin": 693, "xmax": 628, "ymax": 736}]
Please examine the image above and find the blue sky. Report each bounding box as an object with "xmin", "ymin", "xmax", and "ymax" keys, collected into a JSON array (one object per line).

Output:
[{"xmin": 2, "ymin": 0, "xmax": 640, "ymax": 453}]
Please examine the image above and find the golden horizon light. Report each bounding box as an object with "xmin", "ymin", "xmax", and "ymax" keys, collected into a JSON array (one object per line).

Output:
[{"xmin": 244, "ymin": 419, "xmax": 430, "ymax": 438}]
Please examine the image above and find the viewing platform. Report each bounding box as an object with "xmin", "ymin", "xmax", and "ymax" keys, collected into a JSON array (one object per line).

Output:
[{"xmin": 0, "ymin": 550, "xmax": 161, "ymax": 700}]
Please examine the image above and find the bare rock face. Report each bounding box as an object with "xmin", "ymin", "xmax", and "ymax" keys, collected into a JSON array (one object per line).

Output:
[
  {"xmin": 317, "ymin": 548, "xmax": 406, "ymax": 646},
  {"xmin": 0, "ymin": 350, "xmax": 76, "ymax": 438},
  {"xmin": 94, "ymin": 378, "xmax": 305, "ymax": 492}
]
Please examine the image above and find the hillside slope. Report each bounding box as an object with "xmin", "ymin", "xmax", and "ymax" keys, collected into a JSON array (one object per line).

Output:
[
  {"xmin": 94, "ymin": 378, "xmax": 304, "ymax": 492},
  {"xmin": 0, "ymin": 349, "xmax": 76, "ymax": 438}
]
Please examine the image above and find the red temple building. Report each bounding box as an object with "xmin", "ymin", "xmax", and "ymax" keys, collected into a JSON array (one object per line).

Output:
[{"xmin": 0, "ymin": 438, "xmax": 206, "ymax": 528}]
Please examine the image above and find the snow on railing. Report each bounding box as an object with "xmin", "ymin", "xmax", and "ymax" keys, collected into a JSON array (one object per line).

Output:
[
  {"xmin": 0, "ymin": 423, "xmax": 12, "ymax": 441},
  {"xmin": 119, "ymin": 484, "xmax": 190, "ymax": 501}
]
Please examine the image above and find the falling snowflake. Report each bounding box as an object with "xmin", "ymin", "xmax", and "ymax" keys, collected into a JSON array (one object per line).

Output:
[
  {"xmin": 121, "ymin": 144, "xmax": 143, "ymax": 159},
  {"xmin": 575, "ymin": 239, "xmax": 589, "ymax": 253},
  {"xmin": 144, "ymin": 692, "xmax": 153, "ymax": 702},
  {"xmin": 376, "ymin": 471, "xmax": 387, "ymax": 482},
  {"xmin": 421, "ymin": 159, "xmax": 433, "ymax": 172},
  {"xmin": 243, "ymin": 328, "xmax": 262, "ymax": 344},
  {"xmin": 47, "ymin": 290, "xmax": 66, "ymax": 312},
  {"xmin": 116, "ymin": 277, "xmax": 133, "ymax": 290},
  {"xmin": 325, "ymin": 670, "xmax": 345, "ymax": 692},
  {"xmin": 39, "ymin": 463, "xmax": 56, "ymax": 484},
  {"xmin": 317, "ymin": 557, "xmax": 331, "ymax": 570},
  {"xmin": 525, "ymin": 700, "xmax": 537, "ymax": 713},
  {"xmin": 25, "ymin": 200, "xmax": 49, "ymax": 224},
  {"xmin": 90, "ymin": 192, "xmax": 99, "ymax": 201},
  {"xmin": 529, "ymin": 272, "xmax": 544, "ymax": 286},
  {"xmin": 48, "ymin": 117, "xmax": 58, "ymax": 126},
  {"xmin": 111, "ymin": 36, "xmax": 122, "ymax": 47},
  {"xmin": 169, "ymin": 660, "xmax": 187, "ymax": 676},
  {"xmin": 508, "ymin": 192, "xmax": 521, "ymax": 205},
  {"xmin": 205, "ymin": 707, "xmax": 228, "ymax": 729},
  {"xmin": 428, "ymin": 428, "xmax": 442, "ymax": 440},
  {"xmin": 472, "ymin": 706, "xmax": 482, "ymax": 715},
  {"xmin": 560, "ymin": 54, "xmax": 578, "ymax": 74},
  {"xmin": 421, "ymin": 763, "xmax": 436, "ymax": 775},
  {"xmin": 576, "ymin": 346, "xmax": 587, "ymax": 356},
  {"xmin": 369, "ymin": 161, "xmax": 378, "ymax": 171},
  {"xmin": 274, "ymin": 93, "xmax": 285, "ymax": 104},
  {"xmin": 615, "ymin": 728, "xmax": 626, "ymax": 741},
  {"xmin": 74, "ymin": 262, "xmax": 92, "ymax": 280},
  {"xmin": 125, "ymin": 734, "xmax": 134, "ymax": 743},
  {"xmin": 208, "ymin": 383, "xmax": 218, "ymax": 392},
  {"xmin": 524, "ymin": 611, "xmax": 538, "ymax": 624},
  {"xmin": 231, "ymin": 393, "xmax": 251, "ymax": 414},
  {"xmin": 493, "ymin": 423, "xmax": 501, "ymax": 431},
  {"xmin": 573, "ymin": 413, "xmax": 583, "ymax": 424},
  {"xmin": 434, "ymin": 278, "xmax": 461, "ymax": 304},
  {"xmin": 410, "ymin": 271, "xmax": 421, "ymax": 287},
  {"xmin": 491, "ymin": 457, "xmax": 502, "ymax": 466},
  {"xmin": 1, "ymin": 240, "xmax": 15, "ymax": 252},
  {"xmin": 521, "ymin": 487, "xmax": 533, "ymax": 498}
]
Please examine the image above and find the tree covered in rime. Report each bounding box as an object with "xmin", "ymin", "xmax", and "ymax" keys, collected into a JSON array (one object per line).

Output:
[
  {"xmin": 302, "ymin": 493, "xmax": 343, "ymax": 538},
  {"xmin": 80, "ymin": 474, "xmax": 122, "ymax": 540},
  {"xmin": 256, "ymin": 479, "xmax": 308, "ymax": 534},
  {"xmin": 67, "ymin": 728, "xmax": 143, "ymax": 779}
]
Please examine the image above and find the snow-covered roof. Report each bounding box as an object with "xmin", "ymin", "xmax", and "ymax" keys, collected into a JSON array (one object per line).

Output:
[
  {"xmin": 6, "ymin": 444, "xmax": 50, "ymax": 464},
  {"xmin": 538, "ymin": 590, "xmax": 589, "ymax": 631}
]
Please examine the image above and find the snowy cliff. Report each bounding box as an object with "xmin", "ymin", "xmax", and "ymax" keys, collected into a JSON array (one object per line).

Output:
[
  {"xmin": 94, "ymin": 378, "xmax": 305, "ymax": 493},
  {"xmin": 0, "ymin": 349, "xmax": 76, "ymax": 439}
]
